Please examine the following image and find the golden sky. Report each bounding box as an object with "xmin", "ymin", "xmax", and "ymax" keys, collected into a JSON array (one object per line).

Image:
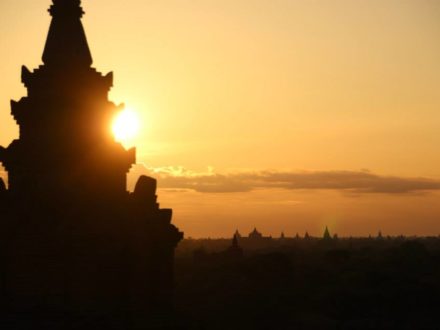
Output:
[{"xmin": 1, "ymin": 0, "xmax": 440, "ymax": 237}]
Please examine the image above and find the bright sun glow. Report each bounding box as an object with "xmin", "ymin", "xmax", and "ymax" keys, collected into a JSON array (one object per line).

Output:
[{"xmin": 112, "ymin": 108, "xmax": 140, "ymax": 145}]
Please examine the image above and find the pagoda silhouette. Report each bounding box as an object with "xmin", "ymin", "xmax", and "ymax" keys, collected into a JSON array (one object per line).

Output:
[{"xmin": 0, "ymin": 0, "xmax": 183, "ymax": 328}]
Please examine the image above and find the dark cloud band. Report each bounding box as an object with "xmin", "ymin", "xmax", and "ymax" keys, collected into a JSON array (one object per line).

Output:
[{"xmin": 129, "ymin": 165, "xmax": 440, "ymax": 194}]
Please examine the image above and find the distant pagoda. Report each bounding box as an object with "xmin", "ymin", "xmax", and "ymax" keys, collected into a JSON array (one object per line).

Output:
[
  {"xmin": 0, "ymin": 0, "xmax": 183, "ymax": 328},
  {"xmin": 323, "ymin": 226, "xmax": 332, "ymax": 240}
]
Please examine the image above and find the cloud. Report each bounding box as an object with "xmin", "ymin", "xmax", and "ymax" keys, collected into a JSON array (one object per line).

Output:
[{"xmin": 129, "ymin": 165, "xmax": 440, "ymax": 195}]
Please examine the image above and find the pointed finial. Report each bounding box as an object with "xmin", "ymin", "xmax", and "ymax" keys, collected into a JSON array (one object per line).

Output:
[
  {"xmin": 43, "ymin": 0, "xmax": 92, "ymax": 67},
  {"xmin": 49, "ymin": 0, "xmax": 84, "ymax": 18}
]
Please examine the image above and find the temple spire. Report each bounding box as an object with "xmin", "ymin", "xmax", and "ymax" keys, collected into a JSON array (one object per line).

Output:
[
  {"xmin": 323, "ymin": 226, "xmax": 332, "ymax": 240},
  {"xmin": 42, "ymin": 0, "xmax": 92, "ymax": 67}
]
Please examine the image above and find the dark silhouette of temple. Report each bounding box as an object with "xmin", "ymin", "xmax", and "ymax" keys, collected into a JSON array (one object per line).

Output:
[
  {"xmin": 323, "ymin": 226, "xmax": 332, "ymax": 240},
  {"xmin": 225, "ymin": 233, "xmax": 244, "ymax": 259},
  {"xmin": 0, "ymin": 0, "xmax": 183, "ymax": 328},
  {"xmin": 248, "ymin": 228, "xmax": 264, "ymax": 240}
]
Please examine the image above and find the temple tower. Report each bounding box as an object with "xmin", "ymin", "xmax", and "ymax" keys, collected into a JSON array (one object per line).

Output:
[
  {"xmin": 323, "ymin": 226, "xmax": 332, "ymax": 241},
  {"xmin": 0, "ymin": 1, "xmax": 183, "ymax": 327},
  {"xmin": 1, "ymin": 0, "xmax": 134, "ymax": 201}
]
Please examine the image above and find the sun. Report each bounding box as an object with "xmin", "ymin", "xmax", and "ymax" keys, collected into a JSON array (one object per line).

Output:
[{"xmin": 112, "ymin": 108, "xmax": 140, "ymax": 146}]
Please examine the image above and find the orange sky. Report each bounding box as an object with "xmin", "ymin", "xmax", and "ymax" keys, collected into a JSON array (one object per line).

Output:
[{"xmin": 1, "ymin": 0, "xmax": 440, "ymax": 237}]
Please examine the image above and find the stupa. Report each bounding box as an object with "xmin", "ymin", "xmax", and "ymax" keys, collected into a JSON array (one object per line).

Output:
[{"xmin": 0, "ymin": 0, "xmax": 183, "ymax": 328}]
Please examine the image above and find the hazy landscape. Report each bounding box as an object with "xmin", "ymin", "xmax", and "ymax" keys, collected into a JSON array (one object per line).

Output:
[
  {"xmin": 175, "ymin": 234, "xmax": 440, "ymax": 329},
  {"xmin": 1, "ymin": 0, "xmax": 439, "ymax": 329}
]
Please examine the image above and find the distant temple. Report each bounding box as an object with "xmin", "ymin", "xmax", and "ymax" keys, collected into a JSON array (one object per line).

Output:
[
  {"xmin": 323, "ymin": 226, "xmax": 332, "ymax": 240},
  {"xmin": 377, "ymin": 230, "xmax": 384, "ymax": 240},
  {"xmin": 223, "ymin": 233, "xmax": 244, "ymax": 259},
  {"xmin": 0, "ymin": 0, "xmax": 182, "ymax": 328},
  {"xmin": 249, "ymin": 228, "xmax": 263, "ymax": 239}
]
